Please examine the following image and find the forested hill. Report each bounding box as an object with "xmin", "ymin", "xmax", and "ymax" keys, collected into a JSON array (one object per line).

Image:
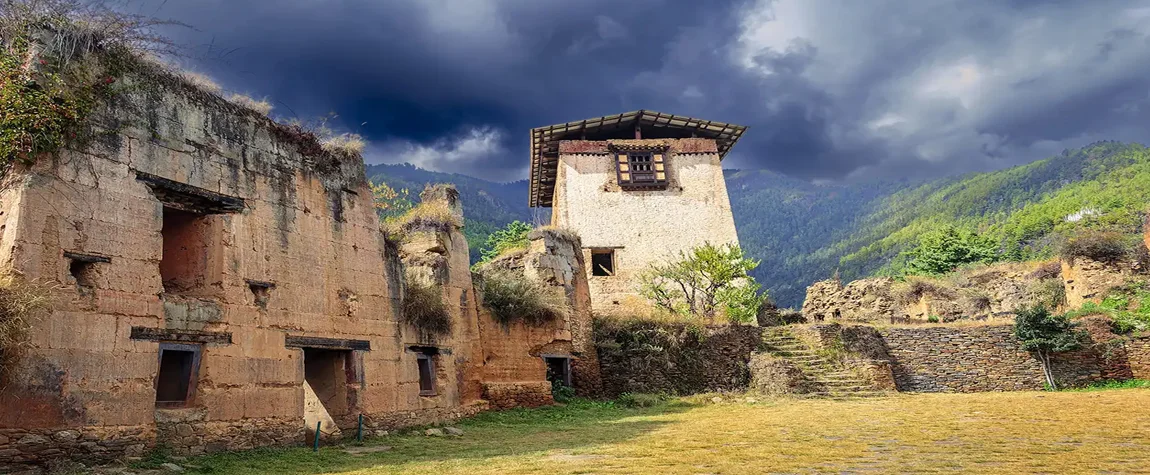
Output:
[{"xmin": 366, "ymin": 141, "xmax": 1150, "ymax": 308}]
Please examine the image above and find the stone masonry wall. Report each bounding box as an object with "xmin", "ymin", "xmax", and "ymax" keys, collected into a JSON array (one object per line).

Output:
[
  {"xmin": 594, "ymin": 322, "xmax": 761, "ymax": 397},
  {"xmin": 551, "ymin": 139, "xmax": 740, "ymax": 315},
  {"xmin": 881, "ymin": 324, "xmax": 1143, "ymax": 392}
]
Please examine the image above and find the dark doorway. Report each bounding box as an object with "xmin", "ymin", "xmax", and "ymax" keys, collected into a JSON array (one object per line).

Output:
[
  {"xmin": 417, "ymin": 353, "xmax": 436, "ymax": 396},
  {"xmin": 156, "ymin": 343, "xmax": 202, "ymax": 407},
  {"xmin": 303, "ymin": 348, "xmax": 354, "ymax": 417},
  {"xmin": 544, "ymin": 356, "xmax": 572, "ymax": 388}
]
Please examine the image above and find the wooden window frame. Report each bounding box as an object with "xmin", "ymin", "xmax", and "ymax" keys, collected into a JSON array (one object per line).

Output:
[
  {"xmin": 590, "ymin": 249, "xmax": 616, "ymax": 277},
  {"xmin": 615, "ymin": 149, "xmax": 668, "ymax": 190},
  {"xmin": 155, "ymin": 342, "xmax": 203, "ymax": 408}
]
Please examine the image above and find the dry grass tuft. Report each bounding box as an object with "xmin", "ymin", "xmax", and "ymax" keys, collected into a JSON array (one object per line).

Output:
[
  {"xmin": 320, "ymin": 133, "xmax": 366, "ymax": 156},
  {"xmin": 528, "ymin": 225, "xmax": 581, "ymax": 245},
  {"xmin": 227, "ymin": 93, "xmax": 273, "ymax": 115},
  {"xmin": 894, "ymin": 276, "xmax": 956, "ymax": 305},
  {"xmin": 1060, "ymin": 230, "xmax": 1131, "ymax": 265},
  {"xmin": 179, "ymin": 71, "xmax": 221, "ymax": 94},
  {"xmin": 478, "ymin": 269, "xmax": 567, "ymax": 327},
  {"xmin": 383, "ymin": 200, "xmax": 462, "ymax": 237},
  {"xmin": 402, "ymin": 277, "xmax": 451, "ymax": 338},
  {"xmin": 0, "ymin": 270, "xmax": 52, "ymax": 380}
]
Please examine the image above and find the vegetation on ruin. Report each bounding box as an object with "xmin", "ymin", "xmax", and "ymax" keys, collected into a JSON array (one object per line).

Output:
[
  {"xmin": 476, "ymin": 220, "xmax": 531, "ymax": 267},
  {"xmin": 638, "ymin": 243, "xmax": 767, "ymax": 324},
  {"xmin": 477, "ymin": 269, "xmax": 566, "ymax": 327},
  {"xmin": 227, "ymin": 93, "xmax": 273, "ymax": 116},
  {"xmin": 0, "ymin": 270, "xmax": 52, "ymax": 382},
  {"xmin": 166, "ymin": 390, "xmax": 1150, "ymax": 474},
  {"xmin": 401, "ymin": 278, "xmax": 452, "ymax": 338},
  {"xmin": 1013, "ymin": 305, "xmax": 1087, "ymax": 390},
  {"xmin": 1058, "ymin": 229, "xmax": 1137, "ymax": 265},
  {"xmin": 383, "ymin": 199, "xmax": 462, "ymax": 238},
  {"xmin": 0, "ymin": 0, "xmax": 182, "ymax": 176},
  {"xmin": 1063, "ymin": 280, "xmax": 1150, "ymax": 334}
]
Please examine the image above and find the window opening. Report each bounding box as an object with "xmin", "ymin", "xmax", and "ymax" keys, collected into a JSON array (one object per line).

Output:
[
  {"xmin": 591, "ymin": 249, "xmax": 615, "ymax": 277},
  {"xmin": 417, "ymin": 352, "xmax": 436, "ymax": 396},
  {"xmin": 155, "ymin": 343, "xmax": 202, "ymax": 407},
  {"xmin": 616, "ymin": 150, "xmax": 667, "ymax": 189}
]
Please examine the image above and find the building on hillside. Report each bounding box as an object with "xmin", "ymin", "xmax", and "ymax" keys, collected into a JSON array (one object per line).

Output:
[{"xmin": 529, "ymin": 111, "xmax": 746, "ymax": 313}]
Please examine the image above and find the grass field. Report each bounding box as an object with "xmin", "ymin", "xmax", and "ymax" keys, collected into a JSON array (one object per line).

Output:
[{"xmin": 169, "ymin": 389, "xmax": 1150, "ymax": 474}]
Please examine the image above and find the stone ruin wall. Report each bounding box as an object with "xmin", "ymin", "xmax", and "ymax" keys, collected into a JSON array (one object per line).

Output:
[
  {"xmin": 0, "ymin": 52, "xmax": 595, "ymax": 469},
  {"xmin": 475, "ymin": 228, "xmax": 602, "ymax": 409},
  {"xmin": 550, "ymin": 139, "xmax": 740, "ymax": 315}
]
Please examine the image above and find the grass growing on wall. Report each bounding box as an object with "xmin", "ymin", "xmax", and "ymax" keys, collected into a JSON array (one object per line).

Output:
[
  {"xmin": 0, "ymin": 270, "xmax": 52, "ymax": 381},
  {"xmin": 477, "ymin": 269, "xmax": 566, "ymax": 327},
  {"xmin": 402, "ymin": 278, "xmax": 452, "ymax": 338}
]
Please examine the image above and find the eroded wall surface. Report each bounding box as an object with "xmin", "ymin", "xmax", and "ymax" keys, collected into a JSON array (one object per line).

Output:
[
  {"xmin": 0, "ymin": 59, "xmax": 478, "ymax": 467},
  {"xmin": 550, "ymin": 139, "xmax": 740, "ymax": 314}
]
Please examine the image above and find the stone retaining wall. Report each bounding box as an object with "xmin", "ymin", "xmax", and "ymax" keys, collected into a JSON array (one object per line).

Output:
[
  {"xmin": 881, "ymin": 324, "xmax": 1148, "ymax": 392},
  {"xmin": 482, "ymin": 382, "xmax": 555, "ymax": 410},
  {"xmin": 0, "ymin": 425, "xmax": 152, "ymax": 472},
  {"xmin": 594, "ymin": 322, "xmax": 761, "ymax": 397}
]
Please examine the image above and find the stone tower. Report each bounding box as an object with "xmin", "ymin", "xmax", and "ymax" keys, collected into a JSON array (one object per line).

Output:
[{"xmin": 528, "ymin": 110, "xmax": 746, "ymax": 313}]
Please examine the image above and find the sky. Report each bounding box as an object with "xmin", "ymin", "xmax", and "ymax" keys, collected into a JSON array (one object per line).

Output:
[{"xmin": 127, "ymin": 0, "xmax": 1150, "ymax": 183}]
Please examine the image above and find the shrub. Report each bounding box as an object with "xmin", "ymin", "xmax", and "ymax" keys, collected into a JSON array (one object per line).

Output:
[
  {"xmin": 227, "ymin": 93, "xmax": 273, "ymax": 115},
  {"xmin": 402, "ymin": 278, "xmax": 451, "ymax": 338},
  {"xmin": 0, "ymin": 271, "xmax": 52, "ymax": 380},
  {"xmin": 639, "ymin": 242, "xmax": 766, "ymax": 323},
  {"xmin": 1029, "ymin": 278, "xmax": 1067, "ymax": 310},
  {"xmin": 904, "ymin": 226, "xmax": 998, "ymax": 276},
  {"xmin": 1063, "ymin": 281, "xmax": 1150, "ymax": 334},
  {"xmin": 1014, "ymin": 305, "xmax": 1087, "ymax": 390},
  {"xmin": 321, "ymin": 133, "xmax": 366, "ymax": 156},
  {"xmin": 894, "ymin": 276, "xmax": 956, "ymax": 305},
  {"xmin": 551, "ymin": 380, "xmax": 575, "ymax": 403},
  {"xmin": 616, "ymin": 392, "xmax": 668, "ymax": 408},
  {"xmin": 1059, "ymin": 230, "xmax": 1130, "ymax": 265},
  {"xmin": 479, "ymin": 269, "xmax": 566, "ymax": 327},
  {"xmin": 383, "ymin": 200, "xmax": 461, "ymax": 237},
  {"xmin": 476, "ymin": 221, "xmax": 531, "ymax": 266}
]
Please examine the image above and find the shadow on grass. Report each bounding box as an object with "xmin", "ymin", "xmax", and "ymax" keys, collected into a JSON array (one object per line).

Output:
[{"xmin": 178, "ymin": 400, "xmax": 697, "ymax": 474}]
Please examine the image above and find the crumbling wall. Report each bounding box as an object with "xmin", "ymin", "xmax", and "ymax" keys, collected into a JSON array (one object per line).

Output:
[
  {"xmin": 475, "ymin": 227, "xmax": 601, "ymax": 404},
  {"xmin": 802, "ymin": 278, "xmax": 897, "ymax": 323},
  {"xmin": 594, "ymin": 321, "xmax": 761, "ymax": 397},
  {"xmin": 0, "ymin": 50, "xmax": 481, "ymax": 467}
]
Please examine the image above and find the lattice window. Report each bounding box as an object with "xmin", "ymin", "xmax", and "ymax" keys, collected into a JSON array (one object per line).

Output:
[{"xmin": 616, "ymin": 150, "xmax": 668, "ymax": 190}]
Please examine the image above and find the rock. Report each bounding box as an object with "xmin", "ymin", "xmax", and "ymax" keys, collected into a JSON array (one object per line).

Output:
[
  {"xmin": 744, "ymin": 397, "xmax": 757, "ymax": 404},
  {"xmin": 53, "ymin": 430, "xmax": 80, "ymax": 443},
  {"xmin": 160, "ymin": 462, "xmax": 185, "ymax": 472},
  {"xmin": 0, "ymin": 434, "xmax": 8, "ymax": 445},
  {"xmin": 424, "ymin": 428, "xmax": 445, "ymax": 437},
  {"xmin": 174, "ymin": 424, "xmax": 194, "ymax": 437},
  {"xmin": 373, "ymin": 430, "xmax": 389, "ymax": 437},
  {"xmin": 443, "ymin": 427, "xmax": 464, "ymax": 437},
  {"xmin": 710, "ymin": 397, "xmax": 723, "ymax": 404},
  {"xmin": 15, "ymin": 434, "xmax": 49, "ymax": 452}
]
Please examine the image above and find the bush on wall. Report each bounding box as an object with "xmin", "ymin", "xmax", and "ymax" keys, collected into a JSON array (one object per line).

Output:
[
  {"xmin": 478, "ymin": 269, "xmax": 566, "ymax": 327},
  {"xmin": 0, "ymin": 270, "xmax": 52, "ymax": 382},
  {"xmin": 402, "ymin": 278, "xmax": 451, "ymax": 338}
]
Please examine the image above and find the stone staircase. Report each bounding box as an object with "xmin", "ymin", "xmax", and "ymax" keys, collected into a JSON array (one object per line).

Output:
[{"xmin": 758, "ymin": 328, "xmax": 887, "ymax": 399}]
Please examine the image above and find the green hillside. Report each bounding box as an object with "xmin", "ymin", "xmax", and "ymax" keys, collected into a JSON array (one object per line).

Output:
[{"xmin": 366, "ymin": 141, "xmax": 1150, "ymax": 308}]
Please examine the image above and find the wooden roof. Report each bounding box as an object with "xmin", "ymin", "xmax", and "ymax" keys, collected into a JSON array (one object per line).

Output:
[{"xmin": 528, "ymin": 110, "xmax": 746, "ymax": 207}]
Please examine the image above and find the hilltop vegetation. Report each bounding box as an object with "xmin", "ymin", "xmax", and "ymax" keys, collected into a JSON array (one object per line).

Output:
[{"xmin": 367, "ymin": 141, "xmax": 1150, "ymax": 308}]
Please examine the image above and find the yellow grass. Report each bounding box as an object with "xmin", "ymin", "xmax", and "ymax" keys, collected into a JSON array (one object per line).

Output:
[{"xmin": 178, "ymin": 389, "xmax": 1150, "ymax": 474}]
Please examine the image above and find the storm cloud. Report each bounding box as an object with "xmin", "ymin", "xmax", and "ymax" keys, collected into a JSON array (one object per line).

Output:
[{"xmin": 127, "ymin": 0, "xmax": 1150, "ymax": 182}]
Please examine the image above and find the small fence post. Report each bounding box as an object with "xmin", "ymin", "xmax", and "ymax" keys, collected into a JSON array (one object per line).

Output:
[
  {"xmin": 357, "ymin": 414, "xmax": 364, "ymax": 443},
  {"xmin": 313, "ymin": 421, "xmax": 321, "ymax": 452}
]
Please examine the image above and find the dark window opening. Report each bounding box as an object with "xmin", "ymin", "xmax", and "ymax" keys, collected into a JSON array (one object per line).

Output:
[
  {"xmin": 156, "ymin": 343, "xmax": 201, "ymax": 408},
  {"xmin": 616, "ymin": 151, "xmax": 667, "ymax": 190},
  {"xmin": 544, "ymin": 356, "xmax": 572, "ymax": 388},
  {"xmin": 246, "ymin": 280, "xmax": 274, "ymax": 309},
  {"xmin": 69, "ymin": 259, "xmax": 96, "ymax": 289},
  {"xmin": 160, "ymin": 207, "xmax": 212, "ymax": 295},
  {"xmin": 417, "ymin": 353, "xmax": 436, "ymax": 396},
  {"xmin": 591, "ymin": 250, "xmax": 615, "ymax": 277},
  {"xmin": 303, "ymin": 348, "xmax": 355, "ymax": 417}
]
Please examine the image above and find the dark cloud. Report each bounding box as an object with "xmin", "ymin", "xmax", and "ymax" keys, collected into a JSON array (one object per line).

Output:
[{"xmin": 126, "ymin": 0, "xmax": 1150, "ymax": 182}]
